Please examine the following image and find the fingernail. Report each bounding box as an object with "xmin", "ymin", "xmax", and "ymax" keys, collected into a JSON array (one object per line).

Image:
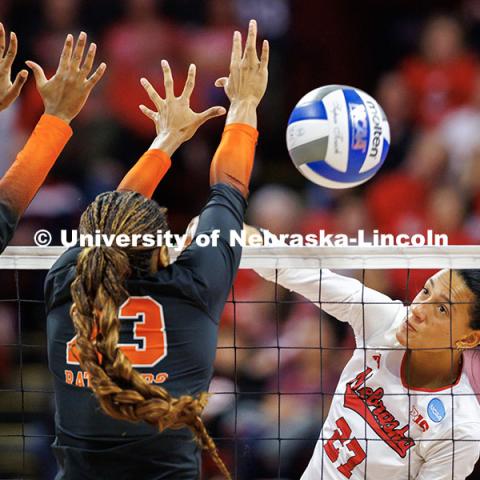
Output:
[
  {"xmin": 140, "ymin": 78, "xmax": 147, "ymax": 85},
  {"xmin": 161, "ymin": 59, "xmax": 167, "ymax": 67}
]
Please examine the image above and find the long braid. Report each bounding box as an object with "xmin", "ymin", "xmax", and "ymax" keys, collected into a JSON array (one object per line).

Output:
[{"xmin": 69, "ymin": 191, "xmax": 231, "ymax": 479}]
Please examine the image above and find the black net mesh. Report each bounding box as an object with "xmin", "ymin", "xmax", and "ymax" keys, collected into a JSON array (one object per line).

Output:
[{"xmin": 0, "ymin": 266, "xmax": 479, "ymax": 479}]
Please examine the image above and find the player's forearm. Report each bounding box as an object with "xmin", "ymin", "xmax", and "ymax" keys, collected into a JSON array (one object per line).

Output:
[
  {"xmin": 117, "ymin": 149, "xmax": 171, "ymax": 199},
  {"xmin": 0, "ymin": 114, "xmax": 72, "ymax": 215},
  {"xmin": 210, "ymin": 123, "xmax": 258, "ymax": 198}
]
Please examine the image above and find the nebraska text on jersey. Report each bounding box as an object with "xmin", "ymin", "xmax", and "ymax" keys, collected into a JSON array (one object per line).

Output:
[{"xmin": 345, "ymin": 367, "xmax": 414, "ymax": 457}]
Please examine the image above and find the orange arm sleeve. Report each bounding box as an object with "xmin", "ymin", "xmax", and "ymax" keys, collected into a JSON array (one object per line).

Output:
[
  {"xmin": 210, "ymin": 123, "xmax": 258, "ymax": 198},
  {"xmin": 0, "ymin": 114, "xmax": 72, "ymax": 216},
  {"xmin": 117, "ymin": 150, "xmax": 171, "ymax": 199}
]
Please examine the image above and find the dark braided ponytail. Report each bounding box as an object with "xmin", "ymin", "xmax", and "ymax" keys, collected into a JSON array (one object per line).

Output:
[{"xmin": 70, "ymin": 191, "xmax": 231, "ymax": 479}]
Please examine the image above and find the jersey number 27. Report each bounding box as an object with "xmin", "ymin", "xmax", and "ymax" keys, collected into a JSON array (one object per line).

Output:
[{"xmin": 66, "ymin": 296, "xmax": 168, "ymax": 368}]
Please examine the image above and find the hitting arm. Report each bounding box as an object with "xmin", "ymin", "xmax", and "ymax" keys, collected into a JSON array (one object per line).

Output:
[{"xmin": 244, "ymin": 225, "xmax": 403, "ymax": 343}]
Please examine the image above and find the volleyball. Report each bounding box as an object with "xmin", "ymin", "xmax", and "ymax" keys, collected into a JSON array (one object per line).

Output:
[{"xmin": 286, "ymin": 85, "xmax": 390, "ymax": 188}]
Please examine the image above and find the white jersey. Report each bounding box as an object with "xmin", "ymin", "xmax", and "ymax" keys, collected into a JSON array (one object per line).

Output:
[{"xmin": 255, "ymin": 267, "xmax": 480, "ymax": 479}]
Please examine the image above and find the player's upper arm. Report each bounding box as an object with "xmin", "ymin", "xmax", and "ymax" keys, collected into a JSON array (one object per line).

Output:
[
  {"xmin": 416, "ymin": 424, "xmax": 480, "ymax": 480},
  {"xmin": 255, "ymin": 267, "xmax": 403, "ymax": 342},
  {"xmin": 0, "ymin": 199, "xmax": 18, "ymax": 253},
  {"xmin": 173, "ymin": 183, "xmax": 247, "ymax": 321}
]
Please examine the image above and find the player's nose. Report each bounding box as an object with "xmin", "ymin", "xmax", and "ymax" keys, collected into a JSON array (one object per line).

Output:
[{"xmin": 410, "ymin": 302, "xmax": 427, "ymax": 323}]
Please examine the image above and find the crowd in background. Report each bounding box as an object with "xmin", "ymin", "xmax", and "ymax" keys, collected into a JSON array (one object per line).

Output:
[{"xmin": 1, "ymin": 0, "xmax": 480, "ymax": 478}]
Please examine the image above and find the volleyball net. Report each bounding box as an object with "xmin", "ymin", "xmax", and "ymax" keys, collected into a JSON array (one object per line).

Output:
[{"xmin": 0, "ymin": 246, "xmax": 479, "ymax": 479}]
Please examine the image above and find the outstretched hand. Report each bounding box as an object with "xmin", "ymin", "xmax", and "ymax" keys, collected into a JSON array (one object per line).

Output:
[
  {"xmin": 140, "ymin": 60, "xmax": 226, "ymax": 155},
  {"xmin": 215, "ymin": 19, "xmax": 269, "ymax": 107},
  {"xmin": 0, "ymin": 24, "xmax": 28, "ymax": 112},
  {"xmin": 26, "ymin": 32, "xmax": 106, "ymax": 124}
]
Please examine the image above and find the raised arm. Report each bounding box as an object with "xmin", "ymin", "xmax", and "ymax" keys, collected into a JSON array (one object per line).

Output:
[
  {"xmin": 210, "ymin": 19, "xmax": 268, "ymax": 197},
  {"xmin": 0, "ymin": 32, "xmax": 105, "ymax": 251},
  {"xmin": 0, "ymin": 32, "xmax": 105, "ymax": 217},
  {"xmin": 169, "ymin": 20, "xmax": 269, "ymax": 319},
  {"xmin": 117, "ymin": 61, "xmax": 226, "ymax": 198},
  {"xmin": 244, "ymin": 225, "xmax": 404, "ymax": 343}
]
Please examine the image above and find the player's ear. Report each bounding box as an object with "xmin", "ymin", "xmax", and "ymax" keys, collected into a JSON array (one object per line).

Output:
[
  {"xmin": 457, "ymin": 331, "xmax": 480, "ymax": 350},
  {"xmin": 158, "ymin": 245, "xmax": 170, "ymax": 268}
]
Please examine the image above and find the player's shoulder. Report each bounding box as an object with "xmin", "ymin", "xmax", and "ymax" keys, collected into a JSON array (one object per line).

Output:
[
  {"xmin": 44, "ymin": 246, "xmax": 81, "ymax": 312},
  {"xmin": 45, "ymin": 245, "xmax": 80, "ymax": 288},
  {"xmin": 49, "ymin": 245, "xmax": 81, "ymax": 277}
]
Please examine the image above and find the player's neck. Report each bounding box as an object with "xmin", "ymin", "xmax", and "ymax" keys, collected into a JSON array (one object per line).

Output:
[{"xmin": 404, "ymin": 349, "xmax": 462, "ymax": 389}]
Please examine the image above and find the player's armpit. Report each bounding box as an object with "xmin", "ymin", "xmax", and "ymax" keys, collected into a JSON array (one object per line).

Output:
[
  {"xmin": 210, "ymin": 123, "xmax": 258, "ymax": 198},
  {"xmin": 117, "ymin": 149, "xmax": 171, "ymax": 199},
  {"xmin": 0, "ymin": 114, "xmax": 72, "ymax": 216}
]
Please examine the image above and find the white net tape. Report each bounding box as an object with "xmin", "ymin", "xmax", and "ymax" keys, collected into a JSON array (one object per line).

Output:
[{"xmin": 2, "ymin": 245, "xmax": 479, "ymax": 269}]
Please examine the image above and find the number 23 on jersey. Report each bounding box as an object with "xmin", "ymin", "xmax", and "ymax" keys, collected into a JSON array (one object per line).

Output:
[{"xmin": 66, "ymin": 296, "xmax": 168, "ymax": 368}]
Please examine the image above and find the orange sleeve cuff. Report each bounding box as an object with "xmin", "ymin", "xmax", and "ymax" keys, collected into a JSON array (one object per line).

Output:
[
  {"xmin": 210, "ymin": 123, "xmax": 258, "ymax": 198},
  {"xmin": 223, "ymin": 123, "xmax": 259, "ymax": 142},
  {"xmin": 0, "ymin": 114, "xmax": 72, "ymax": 215},
  {"xmin": 117, "ymin": 149, "xmax": 171, "ymax": 199}
]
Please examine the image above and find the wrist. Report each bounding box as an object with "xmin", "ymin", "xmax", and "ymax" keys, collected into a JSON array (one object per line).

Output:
[
  {"xmin": 229, "ymin": 98, "xmax": 260, "ymax": 108},
  {"xmin": 226, "ymin": 99, "xmax": 258, "ymax": 128},
  {"xmin": 149, "ymin": 132, "xmax": 182, "ymax": 157},
  {"xmin": 44, "ymin": 108, "xmax": 72, "ymax": 125}
]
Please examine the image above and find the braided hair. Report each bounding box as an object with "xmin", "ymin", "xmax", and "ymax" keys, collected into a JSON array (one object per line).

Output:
[{"xmin": 70, "ymin": 191, "xmax": 231, "ymax": 479}]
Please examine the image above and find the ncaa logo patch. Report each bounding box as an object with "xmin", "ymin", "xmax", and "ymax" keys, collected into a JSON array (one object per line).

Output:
[{"xmin": 427, "ymin": 398, "xmax": 446, "ymax": 423}]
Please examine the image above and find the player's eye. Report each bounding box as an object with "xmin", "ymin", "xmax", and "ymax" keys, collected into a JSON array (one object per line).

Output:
[
  {"xmin": 422, "ymin": 287, "xmax": 429, "ymax": 295},
  {"xmin": 439, "ymin": 304, "xmax": 448, "ymax": 314}
]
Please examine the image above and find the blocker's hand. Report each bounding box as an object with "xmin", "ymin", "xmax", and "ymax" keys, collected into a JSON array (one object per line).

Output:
[
  {"xmin": 26, "ymin": 32, "xmax": 106, "ymax": 124},
  {"xmin": 215, "ymin": 19, "xmax": 269, "ymax": 107},
  {"xmin": 140, "ymin": 60, "xmax": 226, "ymax": 154},
  {"xmin": 0, "ymin": 23, "xmax": 28, "ymax": 112}
]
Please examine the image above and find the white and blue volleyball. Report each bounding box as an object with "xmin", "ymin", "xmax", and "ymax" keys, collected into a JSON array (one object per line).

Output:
[{"xmin": 287, "ymin": 85, "xmax": 390, "ymax": 188}]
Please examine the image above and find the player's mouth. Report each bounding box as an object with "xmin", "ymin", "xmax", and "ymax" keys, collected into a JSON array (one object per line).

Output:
[{"xmin": 405, "ymin": 318, "xmax": 417, "ymax": 332}]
